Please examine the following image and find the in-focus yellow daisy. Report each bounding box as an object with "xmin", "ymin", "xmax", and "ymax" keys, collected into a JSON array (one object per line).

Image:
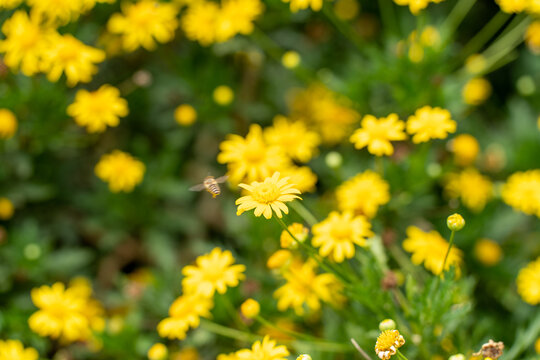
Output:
[
  {"xmin": 0, "ymin": 197, "xmax": 14, "ymax": 220},
  {"xmin": 0, "ymin": 11, "xmax": 54, "ymax": 76},
  {"xmin": 274, "ymin": 258, "xmax": 343, "ymax": 315},
  {"xmin": 312, "ymin": 211, "xmax": 373, "ymax": 262},
  {"xmin": 525, "ymin": 21, "xmax": 540, "ymax": 54},
  {"xmin": 336, "ymin": 170, "xmax": 390, "ymax": 218},
  {"xmin": 264, "ymin": 115, "xmax": 321, "ymax": 163},
  {"xmin": 26, "ymin": 0, "xmax": 87, "ymax": 25},
  {"xmin": 406, "ymin": 106, "xmax": 456, "ymax": 143},
  {"xmin": 375, "ymin": 330, "xmax": 405, "ymax": 360},
  {"xmin": 350, "ymin": 113, "xmax": 407, "ymax": 156},
  {"xmin": 444, "ymin": 168, "xmax": 493, "ymax": 212},
  {"xmin": 281, "ymin": 0, "xmax": 323, "ymax": 12},
  {"xmin": 516, "ymin": 257, "xmax": 540, "ymax": 305},
  {"xmin": 474, "ymin": 238, "xmax": 502, "ymax": 267},
  {"xmin": 67, "ymin": 85, "xmax": 129, "ymax": 133},
  {"xmin": 280, "ymin": 222, "xmax": 309, "ymax": 249},
  {"xmin": 0, "ymin": 340, "xmax": 38, "ymax": 360},
  {"xmin": 280, "ymin": 166, "xmax": 318, "ymax": 193},
  {"xmin": 218, "ymin": 125, "xmax": 290, "ymax": 185},
  {"xmin": 462, "ymin": 78, "xmax": 492, "ymax": 106},
  {"xmin": 496, "ymin": 0, "xmax": 528, "ymax": 13},
  {"xmin": 501, "ymin": 170, "xmax": 540, "ymax": 218},
  {"xmin": 182, "ymin": 247, "xmax": 246, "ymax": 297},
  {"xmin": 157, "ymin": 294, "xmax": 213, "ymax": 339},
  {"xmin": 236, "ymin": 172, "xmax": 301, "ymax": 219},
  {"xmin": 148, "ymin": 343, "xmax": 168, "ymax": 360},
  {"xmin": 40, "ymin": 34, "xmax": 106, "ymax": 87},
  {"xmin": 403, "ymin": 226, "xmax": 463, "ymax": 275},
  {"xmin": 95, "ymin": 150, "xmax": 145, "ymax": 193},
  {"xmin": 0, "ymin": 109, "xmax": 17, "ymax": 139},
  {"xmin": 107, "ymin": 0, "xmax": 179, "ymax": 52},
  {"xmin": 449, "ymin": 134, "xmax": 480, "ymax": 167},
  {"xmin": 236, "ymin": 336, "xmax": 289, "ymax": 360}
]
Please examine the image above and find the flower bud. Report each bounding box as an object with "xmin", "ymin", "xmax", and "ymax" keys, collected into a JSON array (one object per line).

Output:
[
  {"xmin": 147, "ymin": 343, "xmax": 167, "ymax": 360},
  {"xmin": 379, "ymin": 318, "xmax": 396, "ymax": 331},
  {"xmin": 447, "ymin": 213, "xmax": 465, "ymax": 231},
  {"xmin": 240, "ymin": 298, "xmax": 260, "ymax": 319},
  {"xmin": 325, "ymin": 151, "xmax": 343, "ymax": 169}
]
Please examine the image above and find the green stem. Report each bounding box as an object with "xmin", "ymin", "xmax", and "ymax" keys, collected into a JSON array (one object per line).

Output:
[
  {"xmin": 255, "ymin": 315, "xmax": 318, "ymax": 341},
  {"xmin": 290, "ymin": 201, "xmax": 319, "ymax": 227},
  {"xmin": 440, "ymin": 230, "xmax": 455, "ymax": 274},
  {"xmin": 378, "ymin": 0, "xmax": 398, "ymax": 37},
  {"xmin": 504, "ymin": 312, "xmax": 540, "ymax": 360},
  {"xmin": 220, "ymin": 295, "xmax": 248, "ymax": 331},
  {"xmin": 396, "ymin": 349, "xmax": 410, "ymax": 360},
  {"xmin": 322, "ymin": 3, "xmax": 364, "ymax": 50},
  {"xmin": 442, "ymin": 0, "xmax": 477, "ymax": 39},
  {"xmin": 375, "ymin": 157, "xmax": 385, "ymax": 177},
  {"xmin": 459, "ymin": 11, "xmax": 510, "ymax": 59}
]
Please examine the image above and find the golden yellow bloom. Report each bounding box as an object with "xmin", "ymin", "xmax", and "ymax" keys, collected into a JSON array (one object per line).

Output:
[
  {"xmin": 334, "ymin": 0, "xmax": 359, "ymax": 20},
  {"xmin": 157, "ymin": 294, "xmax": 213, "ymax": 339},
  {"xmin": 449, "ymin": 134, "xmax": 480, "ymax": 167},
  {"xmin": 218, "ymin": 352, "xmax": 239, "ymax": 360},
  {"xmin": 108, "ymin": 0, "xmax": 179, "ymax": 52},
  {"xmin": 172, "ymin": 348, "xmax": 199, "ymax": 360},
  {"xmin": 0, "ymin": 109, "xmax": 17, "ymax": 139},
  {"xmin": 465, "ymin": 54, "xmax": 487, "ymax": 74},
  {"xmin": 525, "ymin": 21, "xmax": 540, "ymax": 54},
  {"xmin": 496, "ymin": 0, "xmax": 528, "ymax": 13},
  {"xmin": 516, "ymin": 257, "xmax": 540, "ymax": 305},
  {"xmin": 181, "ymin": 1, "xmax": 220, "ymax": 46},
  {"xmin": 240, "ymin": 298, "xmax": 260, "ymax": 319},
  {"xmin": 95, "ymin": 150, "xmax": 145, "ymax": 193},
  {"xmin": 336, "ymin": 170, "xmax": 390, "ymax": 218},
  {"xmin": 148, "ymin": 343, "xmax": 168, "ymax": 360},
  {"xmin": 502, "ymin": 170, "xmax": 540, "ymax": 218},
  {"xmin": 393, "ymin": 0, "xmax": 438, "ymax": 14},
  {"xmin": 0, "ymin": 0, "xmax": 23, "ymax": 8},
  {"xmin": 375, "ymin": 330, "xmax": 405, "ymax": 360},
  {"xmin": 236, "ymin": 336, "xmax": 289, "ymax": 360},
  {"xmin": 529, "ymin": 0, "xmax": 540, "ymax": 14},
  {"xmin": 175, "ymin": 104, "xmax": 197, "ymax": 126},
  {"xmin": 407, "ymin": 106, "xmax": 456, "ymax": 143},
  {"xmin": 312, "ymin": 211, "xmax": 373, "ymax": 262},
  {"xmin": 280, "ymin": 166, "xmax": 318, "ymax": 193},
  {"xmin": 0, "ymin": 197, "xmax": 14, "ymax": 220},
  {"xmin": 474, "ymin": 238, "xmax": 502, "ymax": 266},
  {"xmin": 41, "ymin": 34, "xmax": 106, "ymax": 87},
  {"xmin": 282, "ymin": 51, "xmax": 301, "ymax": 68},
  {"xmin": 267, "ymin": 249, "xmax": 293, "ymax": 269},
  {"xmin": 447, "ymin": 213, "xmax": 465, "ymax": 231},
  {"xmin": 217, "ymin": 0, "xmax": 264, "ymax": 42},
  {"xmin": 274, "ymin": 258, "xmax": 342, "ymax": 315},
  {"xmin": 282, "ymin": 0, "xmax": 323, "ymax": 12},
  {"xmin": 350, "ymin": 114, "xmax": 407, "ymax": 156},
  {"xmin": 182, "ymin": 247, "xmax": 246, "ymax": 297},
  {"xmin": 0, "ymin": 340, "xmax": 38, "ymax": 360},
  {"xmin": 236, "ymin": 172, "xmax": 301, "ymax": 219},
  {"xmin": 280, "ymin": 222, "xmax": 309, "ymax": 249},
  {"xmin": 27, "ymin": 0, "xmax": 87, "ymax": 25},
  {"xmin": 444, "ymin": 168, "xmax": 493, "ymax": 212},
  {"xmin": 67, "ymin": 85, "xmax": 128, "ymax": 133},
  {"xmin": 462, "ymin": 78, "xmax": 492, "ymax": 106},
  {"xmin": 213, "ymin": 85, "xmax": 234, "ymax": 105},
  {"xmin": 218, "ymin": 124, "xmax": 290, "ymax": 185},
  {"xmin": 535, "ymin": 337, "xmax": 540, "ymax": 354},
  {"xmin": 264, "ymin": 115, "xmax": 321, "ymax": 163},
  {"xmin": 403, "ymin": 226, "xmax": 463, "ymax": 275}
]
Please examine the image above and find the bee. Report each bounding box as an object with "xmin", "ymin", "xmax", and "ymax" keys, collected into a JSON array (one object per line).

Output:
[{"xmin": 189, "ymin": 175, "xmax": 228, "ymax": 198}]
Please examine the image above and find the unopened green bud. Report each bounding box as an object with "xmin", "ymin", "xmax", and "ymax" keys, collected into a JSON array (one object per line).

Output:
[
  {"xmin": 447, "ymin": 213, "xmax": 465, "ymax": 231},
  {"xmin": 379, "ymin": 319, "xmax": 396, "ymax": 331},
  {"xmin": 325, "ymin": 151, "xmax": 343, "ymax": 169}
]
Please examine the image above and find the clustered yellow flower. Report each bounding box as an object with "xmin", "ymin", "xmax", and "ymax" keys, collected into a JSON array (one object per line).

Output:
[
  {"xmin": 444, "ymin": 168, "xmax": 493, "ymax": 212},
  {"xmin": 350, "ymin": 113, "xmax": 407, "ymax": 156},
  {"xmin": 0, "ymin": 109, "xmax": 17, "ymax": 139},
  {"xmin": 462, "ymin": 78, "xmax": 492, "ymax": 106},
  {"xmin": 336, "ymin": 170, "xmax": 390, "ymax": 218},
  {"xmin": 516, "ymin": 257, "xmax": 540, "ymax": 305},
  {"xmin": 264, "ymin": 116, "xmax": 321, "ymax": 163},
  {"xmin": 157, "ymin": 294, "xmax": 213, "ymax": 339},
  {"xmin": 400, "ymin": 26, "xmax": 442, "ymax": 63},
  {"xmin": 496, "ymin": 0, "xmax": 538, "ymax": 14},
  {"xmin": 406, "ymin": 106, "xmax": 456, "ymax": 143},
  {"xmin": 0, "ymin": 339, "xmax": 38, "ymax": 360},
  {"xmin": 95, "ymin": 150, "xmax": 146, "ymax": 192},
  {"xmin": 449, "ymin": 134, "xmax": 480, "ymax": 167},
  {"xmin": 375, "ymin": 329, "xmax": 406, "ymax": 360},
  {"xmin": 502, "ymin": 170, "xmax": 540, "ymax": 218},
  {"xmin": 393, "ymin": 0, "xmax": 445, "ymax": 15},
  {"xmin": 219, "ymin": 336, "xmax": 289, "ymax": 360},
  {"xmin": 27, "ymin": 0, "xmax": 111, "ymax": 26},
  {"xmin": 280, "ymin": 222, "xmax": 309, "ymax": 249}
]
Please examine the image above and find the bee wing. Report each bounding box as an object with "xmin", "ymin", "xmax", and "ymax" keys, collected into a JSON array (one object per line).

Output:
[
  {"xmin": 215, "ymin": 175, "xmax": 229, "ymax": 183},
  {"xmin": 189, "ymin": 183, "xmax": 206, "ymax": 192}
]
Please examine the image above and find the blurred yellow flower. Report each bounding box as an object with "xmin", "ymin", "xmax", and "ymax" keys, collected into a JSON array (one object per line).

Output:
[
  {"xmin": 375, "ymin": 329, "xmax": 405, "ymax": 360},
  {"xmin": 336, "ymin": 170, "xmax": 390, "ymax": 218},
  {"xmin": 281, "ymin": 51, "xmax": 301, "ymax": 68},
  {"xmin": 236, "ymin": 172, "xmax": 301, "ymax": 219},
  {"xmin": 274, "ymin": 258, "xmax": 342, "ymax": 315},
  {"xmin": 474, "ymin": 238, "xmax": 502, "ymax": 266},
  {"xmin": 403, "ymin": 226, "xmax": 463, "ymax": 275},
  {"xmin": 213, "ymin": 85, "xmax": 235, "ymax": 105},
  {"xmin": 157, "ymin": 294, "xmax": 213, "ymax": 339},
  {"xmin": 282, "ymin": 0, "xmax": 323, "ymax": 12},
  {"xmin": 502, "ymin": 170, "xmax": 540, "ymax": 218},
  {"xmin": 393, "ymin": 0, "xmax": 442, "ymax": 14},
  {"xmin": 218, "ymin": 124, "xmax": 290, "ymax": 185},
  {"xmin": 350, "ymin": 113, "xmax": 407, "ymax": 156},
  {"xmin": 449, "ymin": 134, "xmax": 480, "ymax": 167},
  {"xmin": 236, "ymin": 336, "xmax": 289, "ymax": 360},
  {"xmin": 0, "ymin": 340, "xmax": 38, "ymax": 360},
  {"xmin": 181, "ymin": 1, "xmax": 220, "ymax": 46},
  {"xmin": 108, "ymin": 0, "xmax": 179, "ymax": 52},
  {"xmin": 465, "ymin": 54, "xmax": 487, "ymax": 74},
  {"xmin": 67, "ymin": 85, "xmax": 129, "ymax": 133},
  {"xmin": 182, "ymin": 247, "xmax": 246, "ymax": 297},
  {"xmin": 0, "ymin": 197, "xmax": 14, "ymax": 220},
  {"xmin": 525, "ymin": 21, "xmax": 540, "ymax": 54},
  {"xmin": 0, "ymin": 109, "xmax": 17, "ymax": 139},
  {"xmin": 444, "ymin": 168, "xmax": 493, "ymax": 212},
  {"xmin": 462, "ymin": 78, "xmax": 492, "ymax": 106},
  {"xmin": 334, "ymin": 0, "xmax": 359, "ymax": 20},
  {"xmin": 312, "ymin": 211, "xmax": 373, "ymax": 262},
  {"xmin": 173, "ymin": 348, "xmax": 200, "ymax": 360},
  {"xmin": 27, "ymin": 0, "xmax": 88, "ymax": 25},
  {"xmin": 496, "ymin": 0, "xmax": 528, "ymax": 13},
  {"xmin": 406, "ymin": 106, "xmax": 456, "ymax": 143},
  {"xmin": 0, "ymin": 0, "xmax": 22, "ymax": 8},
  {"xmin": 95, "ymin": 150, "xmax": 145, "ymax": 193},
  {"xmin": 240, "ymin": 298, "xmax": 260, "ymax": 319},
  {"xmin": 148, "ymin": 343, "xmax": 168, "ymax": 360},
  {"xmin": 264, "ymin": 115, "xmax": 320, "ymax": 163},
  {"xmin": 267, "ymin": 249, "xmax": 293, "ymax": 269},
  {"xmin": 516, "ymin": 257, "xmax": 540, "ymax": 305},
  {"xmin": 536, "ymin": 337, "xmax": 540, "ymax": 354},
  {"xmin": 280, "ymin": 222, "xmax": 309, "ymax": 249},
  {"xmin": 280, "ymin": 166, "xmax": 318, "ymax": 193},
  {"xmin": 41, "ymin": 34, "xmax": 106, "ymax": 87},
  {"xmin": 175, "ymin": 104, "xmax": 197, "ymax": 126},
  {"xmin": 218, "ymin": 352, "xmax": 239, "ymax": 360}
]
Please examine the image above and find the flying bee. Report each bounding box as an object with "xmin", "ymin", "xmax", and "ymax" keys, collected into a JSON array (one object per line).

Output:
[{"xmin": 189, "ymin": 175, "xmax": 228, "ymax": 198}]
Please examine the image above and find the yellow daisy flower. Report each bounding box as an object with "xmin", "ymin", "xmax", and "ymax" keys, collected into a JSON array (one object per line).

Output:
[
  {"xmin": 0, "ymin": 340, "xmax": 38, "ymax": 360},
  {"xmin": 312, "ymin": 211, "xmax": 373, "ymax": 262},
  {"xmin": 67, "ymin": 85, "xmax": 129, "ymax": 133},
  {"xmin": 525, "ymin": 21, "xmax": 540, "ymax": 54},
  {"xmin": 462, "ymin": 78, "xmax": 492, "ymax": 106},
  {"xmin": 147, "ymin": 343, "xmax": 168, "ymax": 360},
  {"xmin": 182, "ymin": 247, "xmax": 246, "ymax": 297},
  {"xmin": 157, "ymin": 294, "xmax": 213, "ymax": 339},
  {"xmin": 236, "ymin": 172, "xmax": 301, "ymax": 219},
  {"xmin": 267, "ymin": 249, "xmax": 293, "ymax": 269},
  {"xmin": 336, "ymin": 170, "xmax": 390, "ymax": 218},
  {"xmin": 0, "ymin": 109, "xmax": 17, "ymax": 139},
  {"xmin": 403, "ymin": 226, "xmax": 463, "ymax": 275},
  {"xmin": 181, "ymin": 1, "xmax": 220, "ymax": 46},
  {"xmin": 496, "ymin": 0, "xmax": 528, "ymax": 13},
  {"xmin": 350, "ymin": 113, "xmax": 407, "ymax": 156},
  {"xmin": 0, "ymin": 0, "xmax": 23, "ymax": 8},
  {"xmin": 281, "ymin": 0, "xmax": 323, "ymax": 12},
  {"xmin": 444, "ymin": 168, "xmax": 493, "ymax": 212},
  {"xmin": 94, "ymin": 150, "xmax": 146, "ymax": 193},
  {"xmin": 107, "ymin": 0, "xmax": 179, "ymax": 52},
  {"xmin": 236, "ymin": 336, "xmax": 289, "ymax": 360},
  {"xmin": 216, "ymin": 0, "xmax": 264, "ymax": 42},
  {"xmin": 516, "ymin": 257, "xmax": 540, "ymax": 305},
  {"xmin": 26, "ymin": 0, "xmax": 87, "ymax": 25},
  {"xmin": 280, "ymin": 166, "xmax": 318, "ymax": 193},
  {"xmin": 218, "ymin": 124, "xmax": 290, "ymax": 185},
  {"xmin": 240, "ymin": 298, "xmax": 260, "ymax": 319},
  {"xmin": 449, "ymin": 134, "xmax": 480, "ymax": 167},
  {"xmin": 474, "ymin": 238, "xmax": 502, "ymax": 267},
  {"xmin": 406, "ymin": 106, "xmax": 456, "ymax": 143},
  {"xmin": 280, "ymin": 222, "xmax": 309, "ymax": 249},
  {"xmin": 375, "ymin": 330, "xmax": 405, "ymax": 360},
  {"xmin": 502, "ymin": 170, "xmax": 540, "ymax": 218}
]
